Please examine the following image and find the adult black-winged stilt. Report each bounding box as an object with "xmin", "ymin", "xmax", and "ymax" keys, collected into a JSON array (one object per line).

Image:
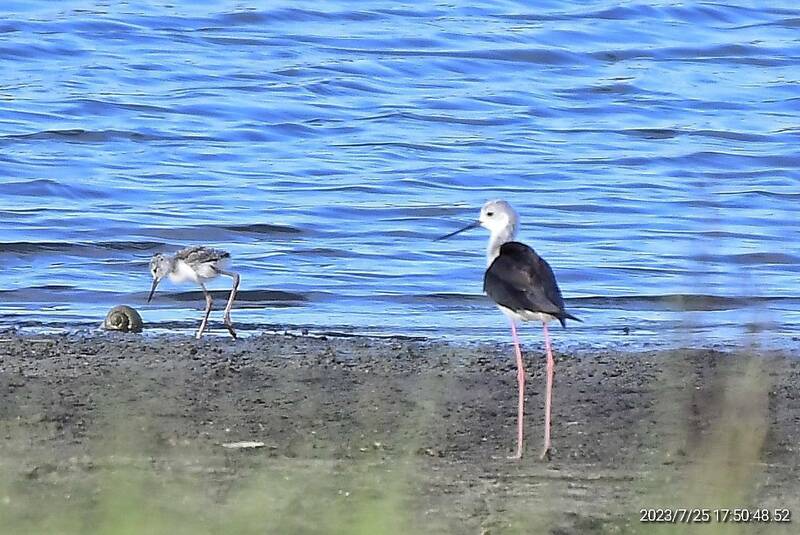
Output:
[
  {"xmin": 437, "ymin": 200, "xmax": 580, "ymax": 460},
  {"xmin": 147, "ymin": 246, "xmax": 240, "ymax": 339}
]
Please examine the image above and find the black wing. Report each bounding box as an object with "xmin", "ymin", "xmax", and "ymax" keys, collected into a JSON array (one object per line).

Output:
[{"xmin": 483, "ymin": 242, "xmax": 578, "ymax": 326}]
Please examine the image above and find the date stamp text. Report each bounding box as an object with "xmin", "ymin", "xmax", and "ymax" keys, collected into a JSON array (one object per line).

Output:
[{"xmin": 639, "ymin": 508, "xmax": 792, "ymax": 524}]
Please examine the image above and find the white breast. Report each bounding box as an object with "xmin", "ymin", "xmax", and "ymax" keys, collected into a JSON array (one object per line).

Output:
[
  {"xmin": 497, "ymin": 305, "xmax": 557, "ymax": 324},
  {"xmin": 168, "ymin": 259, "xmax": 201, "ymax": 284}
]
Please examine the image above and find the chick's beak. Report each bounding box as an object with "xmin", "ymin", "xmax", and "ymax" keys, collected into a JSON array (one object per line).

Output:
[{"xmin": 147, "ymin": 278, "xmax": 160, "ymax": 303}]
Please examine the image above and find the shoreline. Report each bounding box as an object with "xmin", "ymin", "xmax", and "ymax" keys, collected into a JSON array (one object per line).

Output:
[
  {"xmin": 1, "ymin": 332, "xmax": 798, "ymax": 533},
  {"xmin": 3, "ymin": 321, "xmax": 796, "ymax": 356}
]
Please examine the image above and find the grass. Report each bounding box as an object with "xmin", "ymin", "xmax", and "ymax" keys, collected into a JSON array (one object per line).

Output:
[
  {"xmin": 0, "ymin": 438, "xmax": 416, "ymax": 535},
  {"xmin": 0, "ymin": 347, "xmax": 797, "ymax": 534}
]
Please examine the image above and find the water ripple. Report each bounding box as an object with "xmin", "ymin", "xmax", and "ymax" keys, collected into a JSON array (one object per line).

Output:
[{"xmin": 0, "ymin": 0, "xmax": 798, "ymax": 349}]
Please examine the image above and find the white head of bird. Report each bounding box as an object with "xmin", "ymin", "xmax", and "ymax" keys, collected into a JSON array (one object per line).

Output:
[
  {"xmin": 479, "ymin": 199, "xmax": 519, "ymax": 256},
  {"xmin": 150, "ymin": 254, "xmax": 173, "ymax": 280},
  {"xmin": 148, "ymin": 253, "xmax": 174, "ymax": 302},
  {"xmin": 437, "ymin": 199, "xmax": 520, "ymax": 265}
]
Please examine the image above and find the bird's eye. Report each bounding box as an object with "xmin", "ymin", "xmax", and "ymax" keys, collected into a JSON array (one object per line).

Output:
[{"xmin": 486, "ymin": 211, "xmax": 494, "ymax": 217}]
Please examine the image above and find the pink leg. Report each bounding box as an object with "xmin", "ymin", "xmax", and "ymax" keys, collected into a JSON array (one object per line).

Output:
[
  {"xmin": 509, "ymin": 321, "xmax": 525, "ymax": 460},
  {"xmin": 541, "ymin": 322, "xmax": 554, "ymax": 460}
]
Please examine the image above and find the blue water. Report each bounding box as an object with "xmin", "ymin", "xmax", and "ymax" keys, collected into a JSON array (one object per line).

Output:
[{"xmin": 1, "ymin": 1, "xmax": 799, "ymax": 350}]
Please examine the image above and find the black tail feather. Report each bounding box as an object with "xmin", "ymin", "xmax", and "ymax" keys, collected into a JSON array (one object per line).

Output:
[{"xmin": 558, "ymin": 311, "xmax": 582, "ymax": 328}]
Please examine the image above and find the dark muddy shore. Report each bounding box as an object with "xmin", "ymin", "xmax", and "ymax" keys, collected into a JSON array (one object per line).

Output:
[{"xmin": 0, "ymin": 332, "xmax": 798, "ymax": 534}]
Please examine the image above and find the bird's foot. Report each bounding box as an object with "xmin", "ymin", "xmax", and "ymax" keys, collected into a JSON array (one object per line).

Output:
[
  {"xmin": 224, "ymin": 319, "xmax": 237, "ymax": 339},
  {"xmin": 507, "ymin": 446, "xmax": 523, "ymax": 461},
  {"xmin": 539, "ymin": 446, "xmax": 552, "ymax": 461}
]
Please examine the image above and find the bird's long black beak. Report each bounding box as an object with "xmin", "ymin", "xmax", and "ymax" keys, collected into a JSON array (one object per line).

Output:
[
  {"xmin": 147, "ymin": 278, "xmax": 160, "ymax": 303},
  {"xmin": 435, "ymin": 220, "xmax": 480, "ymax": 241}
]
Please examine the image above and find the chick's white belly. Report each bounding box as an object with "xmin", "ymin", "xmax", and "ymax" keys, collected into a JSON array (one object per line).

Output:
[{"xmin": 168, "ymin": 259, "xmax": 224, "ymax": 284}]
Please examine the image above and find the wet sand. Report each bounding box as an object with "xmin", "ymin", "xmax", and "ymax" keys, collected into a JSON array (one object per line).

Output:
[{"xmin": 0, "ymin": 332, "xmax": 798, "ymax": 533}]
